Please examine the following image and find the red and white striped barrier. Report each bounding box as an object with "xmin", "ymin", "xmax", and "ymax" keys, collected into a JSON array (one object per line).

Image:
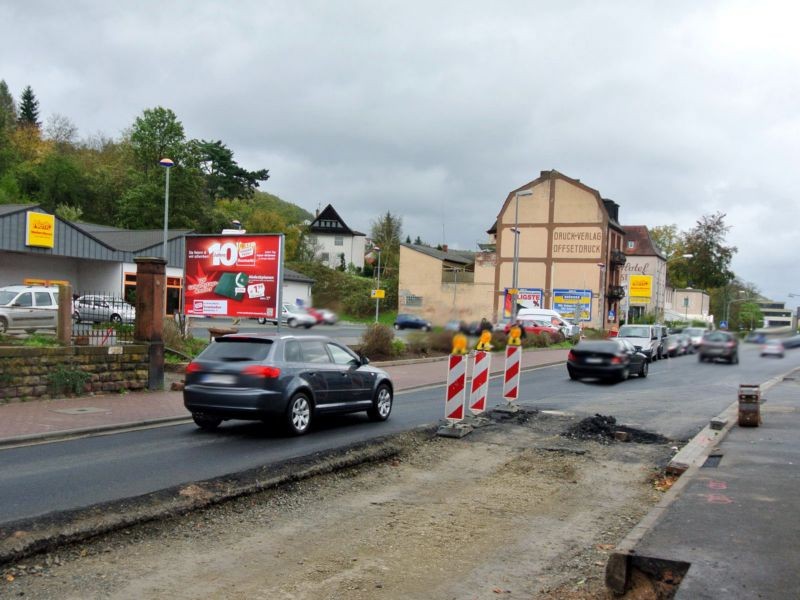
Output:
[
  {"xmin": 444, "ymin": 354, "xmax": 467, "ymax": 422},
  {"xmin": 469, "ymin": 350, "xmax": 491, "ymax": 415},
  {"xmin": 503, "ymin": 345, "xmax": 521, "ymax": 402}
]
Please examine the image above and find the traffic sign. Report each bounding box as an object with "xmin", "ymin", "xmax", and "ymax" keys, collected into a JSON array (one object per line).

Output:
[{"xmin": 371, "ymin": 289, "xmax": 385, "ymax": 299}]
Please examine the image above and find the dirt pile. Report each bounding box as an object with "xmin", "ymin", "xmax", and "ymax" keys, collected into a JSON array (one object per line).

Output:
[{"xmin": 563, "ymin": 414, "xmax": 671, "ymax": 445}]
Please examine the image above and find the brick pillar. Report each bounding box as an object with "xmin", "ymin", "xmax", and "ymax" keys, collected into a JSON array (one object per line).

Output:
[
  {"xmin": 57, "ymin": 283, "xmax": 72, "ymax": 345},
  {"xmin": 134, "ymin": 257, "xmax": 166, "ymax": 390}
]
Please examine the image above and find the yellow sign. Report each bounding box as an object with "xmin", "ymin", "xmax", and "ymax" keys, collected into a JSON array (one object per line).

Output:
[
  {"xmin": 508, "ymin": 288, "xmax": 519, "ymax": 295},
  {"xmin": 629, "ymin": 275, "xmax": 653, "ymax": 301},
  {"xmin": 371, "ymin": 289, "xmax": 385, "ymax": 299},
  {"xmin": 26, "ymin": 212, "xmax": 55, "ymax": 248}
]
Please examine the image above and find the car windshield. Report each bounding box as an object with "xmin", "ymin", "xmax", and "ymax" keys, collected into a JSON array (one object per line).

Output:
[
  {"xmin": 704, "ymin": 332, "xmax": 731, "ymax": 342},
  {"xmin": 685, "ymin": 328, "xmax": 705, "ymax": 336},
  {"xmin": 199, "ymin": 338, "xmax": 274, "ymax": 362},
  {"xmin": 0, "ymin": 291, "xmax": 17, "ymax": 305},
  {"xmin": 619, "ymin": 326, "xmax": 650, "ymax": 338}
]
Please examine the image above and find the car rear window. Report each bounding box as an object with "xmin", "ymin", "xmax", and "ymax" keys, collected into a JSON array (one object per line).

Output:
[
  {"xmin": 199, "ymin": 338, "xmax": 274, "ymax": 362},
  {"xmin": 704, "ymin": 331, "xmax": 732, "ymax": 342},
  {"xmin": 619, "ymin": 326, "xmax": 650, "ymax": 338}
]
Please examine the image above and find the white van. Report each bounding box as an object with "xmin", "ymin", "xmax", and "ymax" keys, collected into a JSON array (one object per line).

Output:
[{"xmin": 516, "ymin": 308, "xmax": 580, "ymax": 338}]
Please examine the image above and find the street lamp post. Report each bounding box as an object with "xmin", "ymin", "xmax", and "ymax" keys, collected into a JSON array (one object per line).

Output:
[
  {"xmin": 725, "ymin": 293, "xmax": 750, "ymax": 329},
  {"xmin": 159, "ymin": 158, "xmax": 174, "ymax": 261},
  {"xmin": 510, "ymin": 189, "xmax": 533, "ymax": 322},
  {"xmin": 374, "ymin": 246, "xmax": 382, "ymax": 323}
]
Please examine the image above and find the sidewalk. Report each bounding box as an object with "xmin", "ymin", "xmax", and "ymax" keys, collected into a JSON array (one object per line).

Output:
[
  {"xmin": 0, "ymin": 347, "xmax": 568, "ymax": 447},
  {"xmin": 608, "ymin": 372, "xmax": 800, "ymax": 598}
]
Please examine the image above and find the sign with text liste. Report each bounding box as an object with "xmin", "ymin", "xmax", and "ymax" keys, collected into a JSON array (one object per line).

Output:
[{"xmin": 184, "ymin": 234, "xmax": 282, "ymax": 319}]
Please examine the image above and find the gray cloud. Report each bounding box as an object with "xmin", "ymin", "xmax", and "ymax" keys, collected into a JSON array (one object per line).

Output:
[{"xmin": 3, "ymin": 0, "xmax": 799, "ymax": 305}]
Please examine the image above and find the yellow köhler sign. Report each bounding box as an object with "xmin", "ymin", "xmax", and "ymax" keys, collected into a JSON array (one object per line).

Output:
[
  {"xmin": 629, "ymin": 274, "xmax": 653, "ymax": 302},
  {"xmin": 26, "ymin": 211, "xmax": 55, "ymax": 248}
]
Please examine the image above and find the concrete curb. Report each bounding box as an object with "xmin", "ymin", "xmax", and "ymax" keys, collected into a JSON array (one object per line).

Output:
[{"xmin": 605, "ymin": 366, "xmax": 800, "ymax": 595}]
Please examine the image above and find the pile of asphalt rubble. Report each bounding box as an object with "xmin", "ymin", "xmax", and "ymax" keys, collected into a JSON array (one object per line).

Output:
[{"xmin": 562, "ymin": 413, "xmax": 669, "ymax": 445}]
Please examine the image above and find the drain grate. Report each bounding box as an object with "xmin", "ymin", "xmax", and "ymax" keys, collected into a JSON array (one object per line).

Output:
[
  {"xmin": 52, "ymin": 407, "xmax": 109, "ymax": 415},
  {"xmin": 702, "ymin": 454, "xmax": 723, "ymax": 468}
]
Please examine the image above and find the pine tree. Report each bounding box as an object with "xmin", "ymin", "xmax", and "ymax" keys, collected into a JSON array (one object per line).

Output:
[{"xmin": 18, "ymin": 85, "xmax": 40, "ymax": 127}]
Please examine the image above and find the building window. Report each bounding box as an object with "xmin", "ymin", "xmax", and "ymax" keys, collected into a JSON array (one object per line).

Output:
[
  {"xmin": 626, "ymin": 241, "xmax": 635, "ymax": 249},
  {"xmin": 321, "ymin": 252, "xmax": 330, "ymax": 263},
  {"xmin": 334, "ymin": 236, "xmax": 343, "ymax": 246},
  {"xmin": 405, "ymin": 295, "xmax": 423, "ymax": 307}
]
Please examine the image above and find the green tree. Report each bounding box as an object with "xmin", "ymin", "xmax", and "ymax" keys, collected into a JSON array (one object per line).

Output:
[
  {"xmin": 36, "ymin": 152, "xmax": 88, "ymax": 211},
  {"xmin": 683, "ymin": 212, "xmax": 737, "ymax": 290},
  {"xmin": 17, "ymin": 85, "xmax": 40, "ymax": 128},
  {"xmin": 370, "ymin": 211, "xmax": 403, "ymax": 276},
  {"xmin": 0, "ymin": 79, "xmax": 17, "ymax": 133},
  {"xmin": 185, "ymin": 139, "xmax": 269, "ymax": 200},
  {"xmin": 736, "ymin": 302, "xmax": 763, "ymax": 331},
  {"xmin": 129, "ymin": 107, "xmax": 186, "ymax": 173}
]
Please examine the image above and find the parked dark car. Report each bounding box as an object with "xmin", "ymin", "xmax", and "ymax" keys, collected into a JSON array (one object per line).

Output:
[
  {"xmin": 393, "ymin": 313, "xmax": 432, "ymax": 331},
  {"xmin": 567, "ymin": 338, "xmax": 649, "ymax": 382},
  {"xmin": 698, "ymin": 330, "xmax": 739, "ymax": 364},
  {"xmin": 663, "ymin": 334, "xmax": 684, "ymax": 357},
  {"xmin": 183, "ymin": 334, "xmax": 394, "ymax": 435}
]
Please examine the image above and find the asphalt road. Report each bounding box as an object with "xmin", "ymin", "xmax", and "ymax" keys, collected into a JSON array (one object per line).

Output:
[{"xmin": 1, "ymin": 342, "xmax": 797, "ymax": 526}]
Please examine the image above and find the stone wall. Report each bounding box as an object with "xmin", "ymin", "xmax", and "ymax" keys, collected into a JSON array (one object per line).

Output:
[{"xmin": 0, "ymin": 344, "xmax": 149, "ymax": 403}]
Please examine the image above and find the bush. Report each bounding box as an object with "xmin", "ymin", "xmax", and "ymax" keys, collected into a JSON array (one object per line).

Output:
[
  {"xmin": 360, "ymin": 324, "xmax": 395, "ymax": 359},
  {"xmin": 428, "ymin": 330, "xmax": 457, "ymax": 354},
  {"xmin": 405, "ymin": 332, "xmax": 430, "ymax": 355}
]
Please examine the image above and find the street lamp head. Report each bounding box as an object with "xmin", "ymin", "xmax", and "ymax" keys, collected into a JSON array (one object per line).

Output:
[
  {"xmin": 159, "ymin": 158, "xmax": 174, "ymax": 168},
  {"xmin": 514, "ymin": 189, "xmax": 534, "ymax": 197}
]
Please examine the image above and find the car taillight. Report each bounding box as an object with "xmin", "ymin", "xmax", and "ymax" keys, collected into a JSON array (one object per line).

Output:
[
  {"xmin": 610, "ymin": 356, "xmax": 623, "ymax": 364},
  {"xmin": 186, "ymin": 362, "xmax": 202, "ymax": 374},
  {"xmin": 242, "ymin": 365, "xmax": 281, "ymax": 378},
  {"xmin": 567, "ymin": 351, "xmax": 576, "ymax": 361},
  {"xmin": 726, "ymin": 342, "xmax": 735, "ymax": 348}
]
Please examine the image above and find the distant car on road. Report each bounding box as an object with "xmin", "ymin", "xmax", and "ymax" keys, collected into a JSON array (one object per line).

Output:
[
  {"xmin": 257, "ymin": 304, "xmax": 316, "ymax": 328},
  {"xmin": 73, "ymin": 294, "xmax": 136, "ymax": 324},
  {"xmin": 567, "ymin": 338, "xmax": 649, "ymax": 382},
  {"xmin": 393, "ymin": 313, "xmax": 432, "ymax": 331},
  {"xmin": 760, "ymin": 339, "xmax": 785, "ymax": 358},
  {"xmin": 617, "ymin": 324, "xmax": 660, "ymax": 362},
  {"xmin": 683, "ymin": 327, "xmax": 707, "ymax": 350},
  {"xmin": 183, "ymin": 333, "xmax": 394, "ymax": 435},
  {"xmin": 307, "ymin": 307, "xmax": 338, "ymax": 325},
  {"xmin": 698, "ymin": 330, "xmax": 739, "ymax": 364}
]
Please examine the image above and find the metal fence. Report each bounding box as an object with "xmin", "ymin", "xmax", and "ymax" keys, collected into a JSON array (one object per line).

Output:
[{"xmin": 71, "ymin": 291, "xmax": 136, "ymax": 345}]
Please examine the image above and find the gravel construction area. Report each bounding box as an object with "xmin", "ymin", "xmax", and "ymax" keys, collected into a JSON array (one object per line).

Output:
[{"xmin": 2, "ymin": 409, "xmax": 676, "ymax": 599}]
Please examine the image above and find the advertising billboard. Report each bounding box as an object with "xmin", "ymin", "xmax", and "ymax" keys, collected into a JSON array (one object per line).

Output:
[
  {"xmin": 503, "ymin": 287, "xmax": 543, "ymax": 318},
  {"xmin": 184, "ymin": 234, "xmax": 282, "ymax": 319},
  {"xmin": 553, "ymin": 289, "xmax": 592, "ymax": 322},
  {"xmin": 629, "ymin": 274, "xmax": 653, "ymax": 303}
]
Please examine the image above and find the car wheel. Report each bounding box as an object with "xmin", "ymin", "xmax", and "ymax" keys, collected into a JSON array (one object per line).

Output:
[
  {"xmin": 288, "ymin": 318, "xmax": 298, "ymax": 328},
  {"xmin": 639, "ymin": 361, "xmax": 649, "ymax": 378},
  {"xmin": 304, "ymin": 323, "xmax": 313, "ymax": 329},
  {"xmin": 257, "ymin": 317, "xmax": 267, "ymax": 325},
  {"xmin": 567, "ymin": 367, "xmax": 578, "ymax": 381},
  {"xmin": 423, "ymin": 325, "xmax": 431, "ymax": 332},
  {"xmin": 286, "ymin": 392, "xmax": 313, "ymax": 435},
  {"xmin": 394, "ymin": 323, "xmax": 400, "ymax": 330},
  {"xmin": 367, "ymin": 383, "xmax": 393, "ymax": 421},
  {"xmin": 618, "ymin": 367, "xmax": 630, "ymax": 382},
  {"xmin": 110, "ymin": 314, "xmax": 122, "ymax": 324},
  {"xmin": 73, "ymin": 311, "xmax": 81, "ymax": 322},
  {"xmin": 732, "ymin": 354, "xmax": 739, "ymax": 364},
  {"xmin": 192, "ymin": 413, "xmax": 222, "ymax": 431},
  {"xmin": 698, "ymin": 355, "xmax": 705, "ymax": 363},
  {"xmin": 0, "ymin": 317, "xmax": 7, "ymax": 333}
]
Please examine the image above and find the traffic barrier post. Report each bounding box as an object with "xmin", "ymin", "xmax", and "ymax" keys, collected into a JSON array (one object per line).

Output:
[
  {"xmin": 437, "ymin": 334, "xmax": 474, "ymax": 438},
  {"xmin": 469, "ymin": 350, "xmax": 491, "ymax": 415}
]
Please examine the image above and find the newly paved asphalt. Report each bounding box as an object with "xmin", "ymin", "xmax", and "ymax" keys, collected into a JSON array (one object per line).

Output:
[{"xmin": 1, "ymin": 345, "xmax": 799, "ymax": 597}]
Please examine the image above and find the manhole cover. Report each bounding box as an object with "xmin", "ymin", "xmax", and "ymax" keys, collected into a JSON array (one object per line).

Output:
[{"xmin": 52, "ymin": 407, "xmax": 110, "ymax": 415}]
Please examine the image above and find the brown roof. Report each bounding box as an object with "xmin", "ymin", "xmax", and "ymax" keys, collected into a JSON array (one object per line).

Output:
[{"xmin": 622, "ymin": 225, "xmax": 666, "ymax": 259}]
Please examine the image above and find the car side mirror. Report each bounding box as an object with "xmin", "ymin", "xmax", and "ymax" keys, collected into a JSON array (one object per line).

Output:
[{"xmin": 359, "ymin": 354, "xmax": 370, "ymax": 366}]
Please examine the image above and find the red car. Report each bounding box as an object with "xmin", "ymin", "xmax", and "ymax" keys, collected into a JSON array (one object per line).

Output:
[{"xmin": 504, "ymin": 319, "xmax": 561, "ymax": 339}]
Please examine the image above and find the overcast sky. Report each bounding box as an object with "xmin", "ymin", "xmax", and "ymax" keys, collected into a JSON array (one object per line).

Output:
[{"xmin": 3, "ymin": 1, "xmax": 799, "ymax": 308}]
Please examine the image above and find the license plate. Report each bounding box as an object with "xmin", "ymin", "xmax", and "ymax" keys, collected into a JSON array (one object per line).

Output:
[
  {"xmin": 203, "ymin": 374, "xmax": 236, "ymax": 385},
  {"xmin": 585, "ymin": 357, "xmax": 603, "ymax": 364}
]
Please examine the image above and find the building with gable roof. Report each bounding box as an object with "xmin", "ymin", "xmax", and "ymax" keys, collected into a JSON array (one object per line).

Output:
[
  {"xmin": 307, "ymin": 204, "xmax": 366, "ymax": 270},
  {"xmin": 621, "ymin": 225, "xmax": 668, "ymax": 321},
  {"xmin": 0, "ymin": 204, "xmax": 315, "ymax": 315},
  {"xmin": 489, "ymin": 170, "xmax": 627, "ymax": 329}
]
